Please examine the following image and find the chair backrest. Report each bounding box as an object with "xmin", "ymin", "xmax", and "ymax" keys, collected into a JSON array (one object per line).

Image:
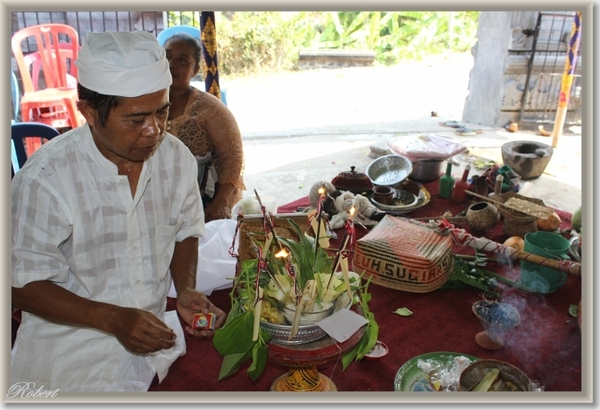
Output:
[
  {"xmin": 11, "ymin": 122, "xmax": 60, "ymax": 172},
  {"xmin": 11, "ymin": 71, "xmax": 20, "ymax": 123},
  {"xmin": 23, "ymin": 43, "xmax": 79, "ymax": 91},
  {"xmin": 157, "ymin": 25, "xmax": 201, "ymax": 46},
  {"xmin": 11, "ymin": 24, "xmax": 79, "ymax": 94}
]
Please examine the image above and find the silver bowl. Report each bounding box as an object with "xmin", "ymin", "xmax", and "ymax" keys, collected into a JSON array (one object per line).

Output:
[
  {"xmin": 261, "ymin": 293, "xmax": 353, "ymax": 346},
  {"xmin": 366, "ymin": 154, "xmax": 413, "ymax": 187},
  {"xmin": 260, "ymin": 320, "xmax": 329, "ymax": 346}
]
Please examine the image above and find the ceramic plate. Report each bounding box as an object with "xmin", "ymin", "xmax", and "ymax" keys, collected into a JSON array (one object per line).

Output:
[
  {"xmin": 370, "ymin": 186, "xmax": 431, "ymax": 214},
  {"xmin": 394, "ymin": 352, "xmax": 479, "ymax": 392}
]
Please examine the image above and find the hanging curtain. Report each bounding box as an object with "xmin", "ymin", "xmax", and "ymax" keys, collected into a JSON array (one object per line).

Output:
[{"xmin": 200, "ymin": 11, "xmax": 221, "ymax": 100}]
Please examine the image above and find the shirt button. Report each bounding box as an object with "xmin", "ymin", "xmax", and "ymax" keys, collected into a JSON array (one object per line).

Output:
[
  {"xmin": 135, "ymin": 279, "xmax": 141, "ymax": 285},
  {"xmin": 132, "ymin": 245, "xmax": 138, "ymax": 251}
]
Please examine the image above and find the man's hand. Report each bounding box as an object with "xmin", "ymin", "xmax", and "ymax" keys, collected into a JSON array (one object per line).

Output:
[
  {"xmin": 12, "ymin": 282, "xmax": 177, "ymax": 355},
  {"xmin": 107, "ymin": 307, "xmax": 177, "ymax": 355},
  {"xmin": 176, "ymin": 287, "xmax": 226, "ymax": 337}
]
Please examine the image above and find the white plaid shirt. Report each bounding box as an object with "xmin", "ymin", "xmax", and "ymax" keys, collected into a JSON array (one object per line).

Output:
[{"xmin": 11, "ymin": 125, "xmax": 203, "ymax": 392}]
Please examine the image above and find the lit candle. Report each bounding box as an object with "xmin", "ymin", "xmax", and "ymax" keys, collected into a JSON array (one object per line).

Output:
[
  {"xmin": 310, "ymin": 186, "xmax": 330, "ymax": 251},
  {"xmin": 340, "ymin": 206, "xmax": 356, "ymax": 299},
  {"xmin": 275, "ymin": 248, "xmax": 299, "ymax": 301}
]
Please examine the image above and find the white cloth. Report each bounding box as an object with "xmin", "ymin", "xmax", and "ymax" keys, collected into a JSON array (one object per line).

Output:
[
  {"xmin": 75, "ymin": 31, "xmax": 172, "ymax": 97},
  {"xmin": 11, "ymin": 126, "xmax": 204, "ymax": 392},
  {"xmin": 167, "ymin": 219, "xmax": 238, "ymax": 298}
]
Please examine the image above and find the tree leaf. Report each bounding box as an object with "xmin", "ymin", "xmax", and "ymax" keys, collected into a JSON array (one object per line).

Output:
[
  {"xmin": 341, "ymin": 337, "xmax": 363, "ymax": 370},
  {"xmin": 568, "ymin": 303, "xmax": 578, "ymax": 318},
  {"xmin": 393, "ymin": 307, "xmax": 413, "ymax": 316},
  {"xmin": 218, "ymin": 348, "xmax": 253, "ymax": 380},
  {"xmin": 213, "ymin": 311, "xmax": 255, "ymax": 355},
  {"xmin": 247, "ymin": 342, "xmax": 269, "ymax": 381}
]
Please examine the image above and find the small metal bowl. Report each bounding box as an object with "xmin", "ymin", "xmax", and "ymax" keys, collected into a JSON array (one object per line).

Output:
[
  {"xmin": 371, "ymin": 189, "xmax": 418, "ymax": 211},
  {"xmin": 260, "ymin": 294, "xmax": 353, "ymax": 346},
  {"xmin": 366, "ymin": 154, "xmax": 413, "ymax": 187},
  {"xmin": 395, "ymin": 189, "xmax": 419, "ymax": 207}
]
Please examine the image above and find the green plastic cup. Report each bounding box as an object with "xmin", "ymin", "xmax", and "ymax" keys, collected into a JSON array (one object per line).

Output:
[{"xmin": 520, "ymin": 231, "xmax": 570, "ymax": 293}]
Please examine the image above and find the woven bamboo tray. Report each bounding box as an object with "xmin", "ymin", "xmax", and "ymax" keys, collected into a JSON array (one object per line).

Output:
[
  {"xmin": 494, "ymin": 191, "xmax": 546, "ymax": 223},
  {"xmin": 494, "ymin": 191, "xmax": 547, "ymax": 237}
]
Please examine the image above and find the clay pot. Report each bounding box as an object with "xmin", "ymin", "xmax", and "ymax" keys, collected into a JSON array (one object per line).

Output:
[
  {"xmin": 466, "ymin": 202, "xmax": 501, "ymax": 232},
  {"xmin": 373, "ymin": 185, "xmax": 394, "ymax": 205},
  {"xmin": 400, "ymin": 179, "xmax": 423, "ymax": 197}
]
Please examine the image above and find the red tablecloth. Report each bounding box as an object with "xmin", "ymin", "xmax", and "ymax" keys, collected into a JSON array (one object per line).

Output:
[{"xmin": 150, "ymin": 179, "xmax": 582, "ymax": 393}]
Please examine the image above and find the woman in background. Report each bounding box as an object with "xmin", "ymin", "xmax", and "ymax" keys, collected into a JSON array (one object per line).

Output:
[{"xmin": 164, "ymin": 33, "xmax": 245, "ymax": 221}]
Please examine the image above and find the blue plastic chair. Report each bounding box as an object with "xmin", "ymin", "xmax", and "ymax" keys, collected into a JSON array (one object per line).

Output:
[
  {"xmin": 11, "ymin": 122, "xmax": 60, "ymax": 174},
  {"xmin": 11, "ymin": 71, "xmax": 20, "ymax": 123},
  {"xmin": 158, "ymin": 25, "xmax": 228, "ymax": 105}
]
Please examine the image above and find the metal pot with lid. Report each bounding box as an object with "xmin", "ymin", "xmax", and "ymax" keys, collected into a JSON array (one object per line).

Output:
[{"xmin": 331, "ymin": 166, "xmax": 373, "ymax": 194}]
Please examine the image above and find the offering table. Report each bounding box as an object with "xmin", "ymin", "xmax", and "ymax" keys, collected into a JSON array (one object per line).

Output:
[{"xmin": 151, "ymin": 179, "xmax": 582, "ymax": 394}]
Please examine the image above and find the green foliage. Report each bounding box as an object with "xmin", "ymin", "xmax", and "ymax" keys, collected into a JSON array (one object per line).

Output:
[
  {"xmin": 168, "ymin": 11, "xmax": 479, "ymax": 75},
  {"xmin": 215, "ymin": 12, "xmax": 323, "ymax": 75},
  {"xmin": 213, "ymin": 309, "xmax": 273, "ymax": 381},
  {"xmin": 168, "ymin": 11, "xmax": 201, "ymax": 27},
  {"xmin": 341, "ymin": 275, "xmax": 378, "ymax": 370},
  {"xmin": 211, "ymin": 11, "xmax": 479, "ymax": 75}
]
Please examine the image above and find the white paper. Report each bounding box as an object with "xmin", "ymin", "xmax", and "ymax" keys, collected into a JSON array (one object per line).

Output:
[{"xmin": 316, "ymin": 308, "xmax": 369, "ymax": 343}]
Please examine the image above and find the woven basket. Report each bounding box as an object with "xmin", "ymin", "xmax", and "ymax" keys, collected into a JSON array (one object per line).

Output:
[
  {"xmin": 495, "ymin": 191, "xmax": 544, "ymax": 237},
  {"xmin": 235, "ymin": 213, "xmax": 310, "ymax": 275},
  {"xmin": 353, "ymin": 215, "xmax": 453, "ymax": 293},
  {"xmin": 494, "ymin": 191, "xmax": 545, "ymax": 223}
]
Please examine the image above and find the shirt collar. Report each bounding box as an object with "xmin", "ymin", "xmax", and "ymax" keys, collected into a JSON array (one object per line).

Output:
[{"xmin": 77, "ymin": 125, "xmax": 154, "ymax": 176}]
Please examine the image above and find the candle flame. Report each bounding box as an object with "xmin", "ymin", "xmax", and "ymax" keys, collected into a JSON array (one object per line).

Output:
[
  {"xmin": 350, "ymin": 206, "xmax": 356, "ymax": 217},
  {"xmin": 275, "ymin": 248, "xmax": 289, "ymax": 258},
  {"xmin": 318, "ymin": 187, "xmax": 325, "ymax": 196}
]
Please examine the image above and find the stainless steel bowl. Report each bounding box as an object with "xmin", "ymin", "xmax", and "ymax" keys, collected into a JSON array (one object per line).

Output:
[
  {"xmin": 409, "ymin": 159, "xmax": 444, "ymax": 182},
  {"xmin": 260, "ymin": 294, "xmax": 353, "ymax": 346},
  {"xmin": 260, "ymin": 320, "xmax": 328, "ymax": 346},
  {"xmin": 366, "ymin": 154, "xmax": 413, "ymax": 187}
]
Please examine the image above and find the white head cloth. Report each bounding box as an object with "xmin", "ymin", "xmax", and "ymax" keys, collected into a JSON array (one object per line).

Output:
[{"xmin": 75, "ymin": 31, "xmax": 172, "ymax": 98}]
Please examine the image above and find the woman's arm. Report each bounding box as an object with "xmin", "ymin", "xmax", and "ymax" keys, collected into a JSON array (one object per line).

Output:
[
  {"xmin": 205, "ymin": 182, "xmax": 238, "ymax": 221},
  {"xmin": 201, "ymin": 96, "xmax": 245, "ymax": 211}
]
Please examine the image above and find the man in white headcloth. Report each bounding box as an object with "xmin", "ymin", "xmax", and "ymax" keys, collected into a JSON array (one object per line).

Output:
[{"xmin": 10, "ymin": 31, "xmax": 226, "ymax": 392}]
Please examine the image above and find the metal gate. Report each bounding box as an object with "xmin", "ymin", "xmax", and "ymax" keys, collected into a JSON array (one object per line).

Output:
[{"xmin": 517, "ymin": 11, "xmax": 582, "ymax": 129}]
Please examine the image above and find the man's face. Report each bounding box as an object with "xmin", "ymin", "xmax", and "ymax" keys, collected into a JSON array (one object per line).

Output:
[{"xmin": 80, "ymin": 89, "xmax": 171, "ymax": 164}]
